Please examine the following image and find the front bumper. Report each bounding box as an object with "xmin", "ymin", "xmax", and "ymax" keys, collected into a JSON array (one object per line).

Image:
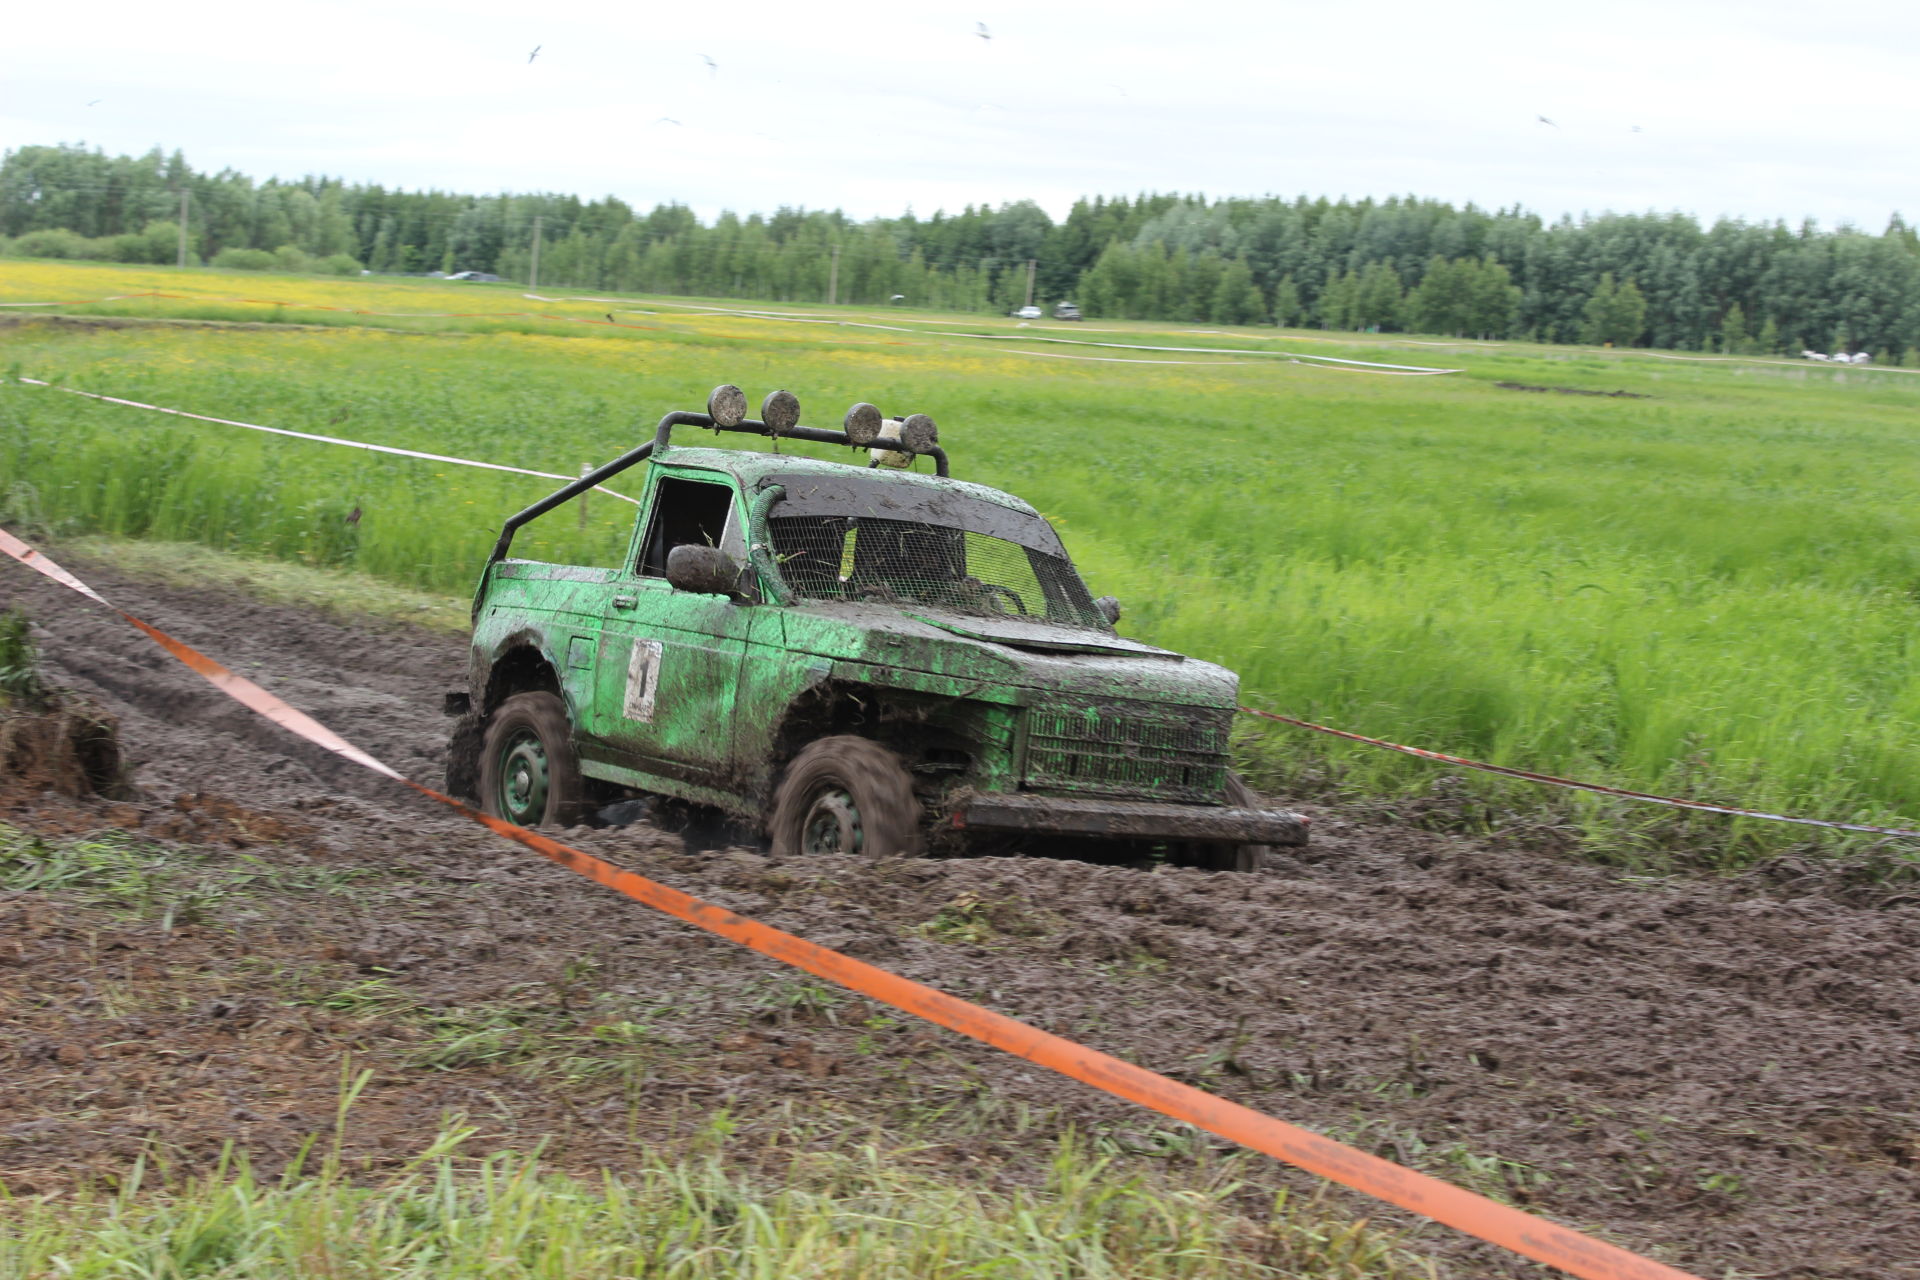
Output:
[{"xmin": 951, "ymin": 793, "xmax": 1309, "ymax": 845}]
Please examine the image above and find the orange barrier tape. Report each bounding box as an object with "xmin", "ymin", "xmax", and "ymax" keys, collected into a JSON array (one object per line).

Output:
[{"xmin": 0, "ymin": 527, "xmax": 1704, "ymax": 1280}]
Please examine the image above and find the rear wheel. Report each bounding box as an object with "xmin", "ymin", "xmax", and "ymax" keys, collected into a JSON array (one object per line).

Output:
[
  {"xmin": 770, "ymin": 736, "xmax": 921, "ymax": 857},
  {"xmin": 479, "ymin": 692, "xmax": 588, "ymax": 827}
]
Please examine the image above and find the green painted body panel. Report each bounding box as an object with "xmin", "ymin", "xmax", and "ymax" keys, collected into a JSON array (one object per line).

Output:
[{"xmin": 468, "ymin": 441, "xmax": 1245, "ymax": 823}]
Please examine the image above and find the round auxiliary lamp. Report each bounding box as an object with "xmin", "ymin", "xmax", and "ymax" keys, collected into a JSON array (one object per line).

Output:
[{"xmin": 706, "ymin": 383, "xmax": 748, "ymax": 427}]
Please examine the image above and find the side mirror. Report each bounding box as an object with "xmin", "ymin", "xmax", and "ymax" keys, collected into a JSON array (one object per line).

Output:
[
  {"xmin": 1094, "ymin": 596, "xmax": 1122, "ymax": 625},
  {"xmin": 667, "ymin": 544, "xmax": 746, "ymax": 598}
]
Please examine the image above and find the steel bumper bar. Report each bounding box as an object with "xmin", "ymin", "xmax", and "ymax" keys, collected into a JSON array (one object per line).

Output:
[{"xmin": 952, "ymin": 793, "xmax": 1309, "ymax": 845}]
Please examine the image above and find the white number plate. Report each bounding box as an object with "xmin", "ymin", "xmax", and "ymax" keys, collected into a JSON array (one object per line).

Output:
[{"xmin": 623, "ymin": 639, "xmax": 663, "ymax": 722}]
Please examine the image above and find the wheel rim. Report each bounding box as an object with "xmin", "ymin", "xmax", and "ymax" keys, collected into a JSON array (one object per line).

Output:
[
  {"xmin": 497, "ymin": 729, "xmax": 549, "ymax": 824},
  {"xmin": 800, "ymin": 788, "xmax": 862, "ymax": 854}
]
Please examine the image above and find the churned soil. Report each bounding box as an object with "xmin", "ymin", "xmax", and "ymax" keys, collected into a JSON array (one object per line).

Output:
[{"xmin": 3, "ymin": 553, "xmax": 1918, "ymax": 1278}]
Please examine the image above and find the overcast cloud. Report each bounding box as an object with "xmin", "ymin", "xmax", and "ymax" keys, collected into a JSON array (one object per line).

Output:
[{"xmin": 3, "ymin": 0, "xmax": 1914, "ymax": 230}]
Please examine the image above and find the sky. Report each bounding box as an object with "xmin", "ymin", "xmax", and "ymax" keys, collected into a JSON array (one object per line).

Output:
[{"xmin": 4, "ymin": 0, "xmax": 1916, "ymax": 230}]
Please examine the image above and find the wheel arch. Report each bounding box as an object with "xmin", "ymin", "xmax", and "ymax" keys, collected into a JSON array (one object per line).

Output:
[
  {"xmin": 765, "ymin": 679, "xmax": 1013, "ymax": 799},
  {"xmin": 474, "ymin": 629, "xmax": 568, "ymax": 718},
  {"xmin": 451, "ymin": 628, "xmax": 571, "ymax": 807}
]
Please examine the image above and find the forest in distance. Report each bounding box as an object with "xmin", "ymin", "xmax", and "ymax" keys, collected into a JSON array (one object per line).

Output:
[{"xmin": 6, "ymin": 142, "xmax": 1920, "ymax": 359}]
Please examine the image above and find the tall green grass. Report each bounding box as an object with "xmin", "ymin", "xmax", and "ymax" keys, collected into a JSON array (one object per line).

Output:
[
  {"xmin": 1, "ymin": 1124, "xmax": 1424, "ymax": 1279},
  {"xmin": 6, "ymin": 299, "xmax": 1920, "ymax": 862}
]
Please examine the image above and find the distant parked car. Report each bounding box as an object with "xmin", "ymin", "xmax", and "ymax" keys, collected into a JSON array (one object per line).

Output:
[
  {"xmin": 1013, "ymin": 305, "xmax": 1043, "ymax": 319},
  {"xmin": 1052, "ymin": 301, "xmax": 1082, "ymax": 321},
  {"xmin": 446, "ymin": 271, "xmax": 504, "ymax": 282}
]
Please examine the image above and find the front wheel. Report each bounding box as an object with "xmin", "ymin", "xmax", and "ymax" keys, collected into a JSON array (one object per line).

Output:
[
  {"xmin": 479, "ymin": 692, "xmax": 588, "ymax": 827},
  {"xmin": 769, "ymin": 736, "xmax": 922, "ymax": 857}
]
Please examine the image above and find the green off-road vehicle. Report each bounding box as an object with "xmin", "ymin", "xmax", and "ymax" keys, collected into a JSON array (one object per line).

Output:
[{"xmin": 446, "ymin": 386, "xmax": 1307, "ymax": 870}]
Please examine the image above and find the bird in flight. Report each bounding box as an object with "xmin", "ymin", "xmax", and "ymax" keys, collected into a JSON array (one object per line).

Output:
[
  {"xmin": 654, "ymin": 116, "xmax": 682, "ymax": 126},
  {"xmin": 86, "ymin": 99, "xmax": 102, "ymax": 106},
  {"xmin": 976, "ymin": 21, "xmax": 991, "ymax": 39},
  {"xmin": 1630, "ymin": 124, "xmax": 1644, "ymax": 133},
  {"xmin": 701, "ymin": 54, "xmax": 717, "ymax": 77},
  {"xmin": 1536, "ymin": 114, "xmax": 1558, "ymax": 127},
  {"xmin": 528, "ymin": 45, "xmax": 541, "ymax": 64}
]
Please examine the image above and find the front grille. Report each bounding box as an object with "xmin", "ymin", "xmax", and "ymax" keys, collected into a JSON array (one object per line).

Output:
[{"xmin": 1023, "ymin": 700, "xmax": 1231, "ymax": 802}]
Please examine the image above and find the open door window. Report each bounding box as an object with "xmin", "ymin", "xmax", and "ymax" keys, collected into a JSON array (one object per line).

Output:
[{"xmin": 637, "ymin": 476, "xmax": 746, "ymax": 579}]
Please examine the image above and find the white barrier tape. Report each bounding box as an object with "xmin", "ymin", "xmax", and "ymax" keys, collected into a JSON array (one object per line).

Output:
[
  {"xmin": 955, "ymin": 345, "xmax": 1460, "ymax": 374},
  {"xmin": 993, "ymin": 348, "xmax": 1254, "ymax": 367},
  {"xmin": 1239, "ymin": 705, "xmax": 1920, "ymax": 840},
  {"xmin": 8, "ymin": 378, "xmax": 640, "ymax": 504},
  {"xmin": 715, "ymin": 308, "xmax": 1461, "ymax": 372},
  {"xmin": 1280, "ymin": 360, "xmax": 1465, "ymax": 377},
  {"xmin": 1001, "ymin": 336, "xmax": 1458, "ymax": 372}
]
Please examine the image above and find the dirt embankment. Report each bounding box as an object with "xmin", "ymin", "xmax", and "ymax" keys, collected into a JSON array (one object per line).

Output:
[{"xmin": 2, "ymin": 555, "xmax": 1917, "ymax": 1278}]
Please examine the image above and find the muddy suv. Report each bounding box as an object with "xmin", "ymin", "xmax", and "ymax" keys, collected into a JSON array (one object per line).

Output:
[{"xmin": 447, "ymin": 386, "xmax": 1307, "ymax": 870}]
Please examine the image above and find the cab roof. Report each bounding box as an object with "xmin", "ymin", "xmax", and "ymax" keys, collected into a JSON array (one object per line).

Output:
[{"xmin": 651, "ymin": 445, "xmax": 1042, "ymax": 518}]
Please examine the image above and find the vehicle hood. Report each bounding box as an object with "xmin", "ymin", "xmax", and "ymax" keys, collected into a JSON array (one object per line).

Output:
[
  {"xmin": 773, "ymin": 601, "xmax": 1237, "ymax": 708},
  {"xmin": 901, "ymin": 610, "xmax": 1180, "ymax": 657}
]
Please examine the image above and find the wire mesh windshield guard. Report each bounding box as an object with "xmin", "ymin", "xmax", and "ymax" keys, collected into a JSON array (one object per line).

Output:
[{"xmin": 768, "ymin": 516, "xmax": 1107, "ymax": 630}]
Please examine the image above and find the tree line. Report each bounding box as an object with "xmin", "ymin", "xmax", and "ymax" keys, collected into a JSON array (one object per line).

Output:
[{"xmin": 5, "ymin": 142, "xmax": 1918, "ymax": 357}]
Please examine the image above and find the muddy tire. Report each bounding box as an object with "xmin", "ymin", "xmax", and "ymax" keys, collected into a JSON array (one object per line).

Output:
[
  {"xmin": 444, "ymin": 711, "xmax": 486, "ymax": 803},
  {"xmin": 478, "ymin": 692, "xmax": 589, "ymax": 828},
  {"xmin": 770, "ymin": 735, "xmax": 922, "ymax": 857},
  {"xmin": 1187, "ymin": 773, "xmax": 1268, "ymax": 873}
]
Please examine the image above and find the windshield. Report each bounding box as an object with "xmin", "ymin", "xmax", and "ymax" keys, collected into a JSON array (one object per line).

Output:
[{"xmin": 763, "ymin": 474, "xmax": 1107, "ymax": 630}]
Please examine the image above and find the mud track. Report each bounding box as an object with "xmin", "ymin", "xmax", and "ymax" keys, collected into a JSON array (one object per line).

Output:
[{"xmin": 3, "ymin": 553, "xmax": 1918, "ymax": 1277}]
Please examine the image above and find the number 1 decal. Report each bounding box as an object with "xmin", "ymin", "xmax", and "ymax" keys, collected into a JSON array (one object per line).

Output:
[{"xmin": 624, "ymin": 639, "xmax": 663, "ymax": 721}]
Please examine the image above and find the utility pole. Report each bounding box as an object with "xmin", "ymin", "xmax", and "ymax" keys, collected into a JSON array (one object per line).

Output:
[
  {"xmin": 827, "ymin": 244, "xmax": 840, "ymax": 306},
  {"xmin": 177, "ymin": 190, "xmax": 189, "ymax": 268},
  {"xmin": 1024, "ymin": 258, "xmax": 1037, "ymax": 308},
  {"xmin": 529, "ymin": 215, "xmax": 543, "ymax": 289}
]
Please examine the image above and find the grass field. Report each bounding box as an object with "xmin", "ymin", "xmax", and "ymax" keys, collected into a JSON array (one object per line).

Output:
[
  {"xmin": 4, "ymin": 1140, "xmax": 1417, "ymax": 1279},
  {"xmin": 7, "ymin": 258, "xmax": 1920, "ymax": 864}
]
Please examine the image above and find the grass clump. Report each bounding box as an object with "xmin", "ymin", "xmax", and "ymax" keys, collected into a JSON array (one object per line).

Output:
[
  {"xmin": 0, "ymin": 824, "xmax": 237, "ymax": 924},
  {"xmin": 0, "ymin": 1123, "xmax": 1431, "ymax": 1279},
  {"xmin": 0, "ymin": 608, "xmax": 45, "ymax": 708},
  {"xmin": 0, "ymin": 823, "xmax": 376, "ymax": 920}
]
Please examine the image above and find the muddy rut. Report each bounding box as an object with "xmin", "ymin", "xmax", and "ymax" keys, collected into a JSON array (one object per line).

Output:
[{"xmin": 3, "ymin": 553, "xmax": 1917, "ymax": 1278}]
